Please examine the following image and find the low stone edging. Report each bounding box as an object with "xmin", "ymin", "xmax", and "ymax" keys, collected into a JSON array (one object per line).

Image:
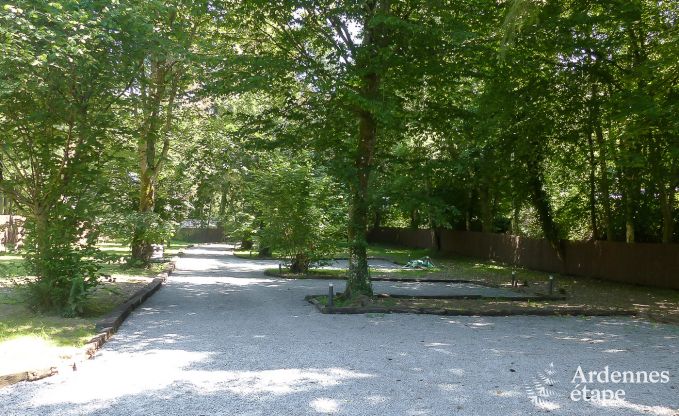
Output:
[
  {"xmin": 382, "ymin": 293, "xmax": 567, "ymax": 301},
  {"xmin": 0, "ymin": 245, "xmax": 192, "ymax": 389},
  {"xmin": 264, "ymin": 270, "xmax": 504, "ymax": 287},
  {"xmin": 272, "ymin": 272, "xmax": 565, "ymax": 301},
  {"xmin": 305, "ymin": 295, "xmax": 636, "ymax": 317}
]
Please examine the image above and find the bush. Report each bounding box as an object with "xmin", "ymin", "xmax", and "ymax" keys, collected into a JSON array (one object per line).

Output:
[
  {"xmin": 252, "ymin": 156, "xmax": 345, "ymax": 272},
  {"xmin": 23, "ymin": 212, "xmax": 101, "ymax": 317}
]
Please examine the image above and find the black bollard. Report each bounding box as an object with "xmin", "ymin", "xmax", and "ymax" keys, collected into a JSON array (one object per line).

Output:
[
  {"xmin": 328, "ymin": 283, "xmax": 334, "ymax": 307},
  {"xmin": 548, "ymin": 275, "xmax": 554, "ymax": 296}
]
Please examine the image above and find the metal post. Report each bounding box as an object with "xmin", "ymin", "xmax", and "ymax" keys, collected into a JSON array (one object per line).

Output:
[
  {"xmin": 548, "ymin": 275, "xmax": 554, "ymax": 296},
  {"xmin": 328, "ymin": 283, "xmax": 334, "ymax": 307},
  {"xmin": 279, "ymin": 263, "xmax": 282, "ymax": 275}
]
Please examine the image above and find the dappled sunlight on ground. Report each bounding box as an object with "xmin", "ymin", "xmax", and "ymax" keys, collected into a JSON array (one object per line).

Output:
[
  {"xmin": 28, "ymin": 343, "xmax": 373, "ymax": 408},
  {"xmin": 319, "ymin": 259, "xmax": 401, "ymax": 272},
  {"xmin": 29, "ymin": 349, "xmax": 212, "ymax": 405},
  {"xmin": 2, "ymin": 245, "xmax": 678, "ymax": 416},
  {"xmin": 592, "ymin": 398, "xmax": 679, "ymax": 416},
  {"xmin": 0, "ymin": 336, "xmax": 79, "ymax": 375},
  {"xmin": 310, "ymin": 397, "xmax": 342, "ymax": 413}
]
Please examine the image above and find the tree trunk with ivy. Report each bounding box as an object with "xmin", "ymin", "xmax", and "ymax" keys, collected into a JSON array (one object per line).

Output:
[
  {"xmin": 346, "ymin": 79, "xmax": 380, "ymax": 298},
  {"xmin": 131, "ymin": 55, "xmax": 179, "ymax": 263},
  {"xmin": 344, "ymin": 1, "xmax": 392, "ymax": 299}
]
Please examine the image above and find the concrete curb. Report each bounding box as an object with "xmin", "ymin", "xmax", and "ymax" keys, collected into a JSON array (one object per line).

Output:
[
  {"xmin": 264, "ymin": 270, "xmax": 501, "ymax": 287},
  {"xmin": 270, "ymin": 272, "xmax": 564, "ymax": 300},
  {"xmin": 379, "ymin": 293, "xmax": 567, "ymax": 301},
  {"xmin": 305, "ymin": 295, "xmax": 636, "ymax": 317},
  {"xmin": 0, "ymin": 245, "xmax": 192, "ymax": 389},
  {"xmin": 264, "ymin": 271, "xmax": 527, "ymax": 289}
]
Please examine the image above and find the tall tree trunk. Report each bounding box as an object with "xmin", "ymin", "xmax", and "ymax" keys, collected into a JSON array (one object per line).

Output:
[
  {"xmin": 526, "ymin": 156, "xmax": 562, "ymax": 256},
  {"xmin": 0, "ymin": 160, "xmax": 6, "ymax": 215},
  {"xmin": 345, "ymin": 0, "xmax": 390, "ymax": 298},
  {"xmin": 478, "ymin": 184, "xmax": 493, "ymax": 233},
  {"xmin": 346, "ymin": 103, "xmax": 378, "ymax": 298},
  {"xmin": 586, "ymin": 129, "xmax": 599, "ymax": 240},
  {"xmin": 621, "ymin": 25, "xmax": 648, "ymax": 244},
  {"xmin": 131, "ymin": 163, "xmax": 156, "ymax": 262},
  {"xmin": 32, "ymin": 203, "xmax": 50, "ymax": 281},
  {"xmin": 465, "ymin": 189, "xmax": 473, "ymax": 231},
  {"xmin": 409, "ymin": 209, "xmax": 419, "ymax": 229},
  {"xmin": 659, "ymin": 183, "xmax": 675, "ymax": 243},
  {"xmin": 130, "ymin": 55, "xmax": 180, "ymax": 263},
  {"xmin": 511, "ymin": 198, "xmax": 521, "ymax": 236},
  {"xmin": 594, "ymin": 122, "xmax": 614, "ymax": 241},
  {"xmin": 621, "ymin": 146, "xmax": 640, "ymax": 244},
  {"xmin": 218, "ymin": 183, "xmax": 229, "ymax": 218},
  {"xmin": 372, "ymin": 209, "xmax": 382, "ymax": 230}
]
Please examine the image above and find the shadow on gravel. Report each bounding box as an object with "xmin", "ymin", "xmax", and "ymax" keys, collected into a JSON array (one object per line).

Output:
[{"xmin": 4, "ymin": 245, "xmax": 678, "ymax": 416}]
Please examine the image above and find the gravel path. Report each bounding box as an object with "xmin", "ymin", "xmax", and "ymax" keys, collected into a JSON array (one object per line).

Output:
[
  {"xmin": 369, "ymin": 281, "xmax": 532, "ymax": 298},
  {"xmin": 1, "ymin": 245, "xmax": 678, "ymax": 416},
  {"xmin": 320, "ymin": 259, "xmax": 401, "ymax": 271}
]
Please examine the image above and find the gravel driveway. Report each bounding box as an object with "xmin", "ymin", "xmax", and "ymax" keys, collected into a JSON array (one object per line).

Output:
[{"xmin": 1, "ymin": 245, "xmax": 678, "ymax": 416}]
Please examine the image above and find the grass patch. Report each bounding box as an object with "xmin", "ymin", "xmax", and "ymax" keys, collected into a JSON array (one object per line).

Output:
[
  {"xmin": 0, "ymin": 274, "xmax": 145, "ymax": 349},
  {"xmin": 266, "ymin": 266, "xmax": 440, "ymax": 280},
  {"xmin": 99, "ymin": 262, "xmax": 166, "ymax": 278},
  {"xmin": 365, "ymin": 244, "xmax": 432, "ymax": 264},
  {"xmin": 234, "ymin": 243, "xmax": 433, "ymax": 265},
  {"xmin": 0, "ymin": 253, "xmax": 26, "ymax": 280},
  {"xmin": 97, "ymin": 239, "xmax": 191, "ymax": 259},
  {"xmin": 309, "ymin": 295, "xmax": 637, "ymax": 316},
  {"xmin": 0, "ymin": 237, "xmax": 190, "ymax": 373},
  {"xmin": 378, "ymin": 267, "xmax": 442, "ymax": 278},
  {"xmin": 251, "ymin": 243, "xmax": 679, "ymax": 322},
  {"xmin": 0, "ymin": 238, "xmax": 187, "ymax": 350},
  {"xmin": 361, "ymin": 244, "xmax": 679, "ymax": 323},
  {"xmin": 0, "ymin": 315, "xmax": 94, "ymax": 347},
  {"xmin": 233, "ymin": 250, "xmax": 276, "ymax": 260},
  {"xmin": 265, "ymin": 267, "xmax": 347, "ymax": 279},
  {"xmin": 315, "ymin": 294, "xmax": 357, "ymax": 307}
]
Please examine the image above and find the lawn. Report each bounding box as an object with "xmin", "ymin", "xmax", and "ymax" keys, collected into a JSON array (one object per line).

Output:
[
  {"xmin": 428, "ymin": 254, "xmax": 679, "ymax": 322},
  {"xmin": 246, "ymin": 243, "xmax": 679, "ymax": 323},
  {"xmin": 233, "ymin": 243, "xmax": 430, "ymax": 264},
  {"xmin": 0, "ymin": 240, "xmax": 190, "ymax": 356}
]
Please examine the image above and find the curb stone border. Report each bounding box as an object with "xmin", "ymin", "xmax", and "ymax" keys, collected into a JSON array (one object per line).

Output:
[
  {"xmin": 264, "ymin": 269, "xmax": 501, "ymax": 287},
  {"xmin": 378, "ymin": 293, "xmax": 566, "ymax": 301},
  {"xmin": 0, "ymin": 244, "xmax": 193, "ymax": 389},
  {"xmin": 266, "ymin": 272, "xmax": 565, "ymax": 300},
  {"xmin": 263, "ymin": 270, "xmax": 543, "ymax": 291},
  {"xmin": 305, "ymin": 295, "xmax": 636, "ymax": 317}
]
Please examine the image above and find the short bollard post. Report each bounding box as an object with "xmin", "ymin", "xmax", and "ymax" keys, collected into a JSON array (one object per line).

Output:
[
  {"xmin": 548, "ymin": 275, "xmax": 554, "ymax": 296},
  {"xmin": 511, "ymin": 271, "xmax": 517, "ymax": 287},
  {"xmin": 279, "ymin": 263, "xmax": 282, "ymax": 275},
  {"xmin": 328, "ymin": 283, "xmax": 334, "ymax": 307}
]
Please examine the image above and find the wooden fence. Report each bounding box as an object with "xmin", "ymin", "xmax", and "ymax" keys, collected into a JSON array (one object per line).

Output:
[
  {"xmin": 175, "ymin": 227, "xmax": 224, "ymax": 243},
  {"xmin": 368, "ymin": 227, "xmax": 679, "ymax": 290}
]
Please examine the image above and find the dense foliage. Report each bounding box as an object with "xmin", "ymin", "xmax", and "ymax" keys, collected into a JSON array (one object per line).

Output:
[{"xmin": 0, "ymin": 0, "xmax": 676, "ymax": 306}]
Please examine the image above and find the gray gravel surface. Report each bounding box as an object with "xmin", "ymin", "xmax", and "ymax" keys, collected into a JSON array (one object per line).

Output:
[
  {"xmin": 320, "ymin": 259, "xmax": 401, "ymax": 271},
  {"xmin": 1, "ymin": 245, "xmax": 678, "ymax": 416},
  {"xmin": 369, "ymin": 281, "xmax": 533, "ymax": 298}
]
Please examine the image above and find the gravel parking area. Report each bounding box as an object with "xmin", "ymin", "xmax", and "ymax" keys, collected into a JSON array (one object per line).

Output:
[
  {"xmin": 369, "ymin": 281, "xmax": 533, "ymax": 298},
  {"xmin": 319, "ymin": 259, "xmax": 401, "ymax": 271},
  {"xmin": 1, "ymin": 245, "xmax": 677, "ymax": 416}
]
